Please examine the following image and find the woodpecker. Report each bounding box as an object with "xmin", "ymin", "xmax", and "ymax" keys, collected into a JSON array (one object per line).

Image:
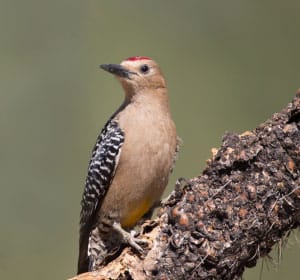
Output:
[{"xmin": 78, "ymin": 56, "xmax": 179, "ymax": 274}]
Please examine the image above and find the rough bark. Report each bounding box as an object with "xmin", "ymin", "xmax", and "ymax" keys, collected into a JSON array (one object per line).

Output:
[{"xmin": 69, "ymin": 93, "xmax": 300, "ymax": 280}]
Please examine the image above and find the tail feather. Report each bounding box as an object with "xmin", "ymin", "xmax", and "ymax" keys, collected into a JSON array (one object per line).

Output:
[{"xmin": 77, "ymin": 226, "xmax": 90, "ymax": 274}]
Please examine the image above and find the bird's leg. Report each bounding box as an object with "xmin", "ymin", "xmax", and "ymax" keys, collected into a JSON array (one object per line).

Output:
[{"xmin": 112, "ymin": 222, "xmax": 146, "ymax": 254}]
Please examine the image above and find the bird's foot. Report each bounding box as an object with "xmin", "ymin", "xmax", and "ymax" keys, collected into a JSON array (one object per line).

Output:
[{"xmin": 112, "ymin": 222, "xmax": 147, "ymax": 254}]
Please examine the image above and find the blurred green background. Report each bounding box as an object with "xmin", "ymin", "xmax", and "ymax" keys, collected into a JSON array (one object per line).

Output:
[{"xmin": 1, "ymin": 1, "xmax": 300, "ymax": 279}]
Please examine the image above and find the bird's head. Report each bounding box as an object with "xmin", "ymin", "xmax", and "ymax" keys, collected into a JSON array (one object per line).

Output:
[{"xmin": 100, "ymin": 56, "xmax": 167, "ymax": 99}]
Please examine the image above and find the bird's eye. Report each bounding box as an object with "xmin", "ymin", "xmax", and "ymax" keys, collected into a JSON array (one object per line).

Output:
[{"xmin": 140, "ymin": 64, "xmax": 149, "ymax": 74}]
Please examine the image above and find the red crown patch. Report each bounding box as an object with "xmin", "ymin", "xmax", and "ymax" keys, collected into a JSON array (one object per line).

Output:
[{"xmin": 126, "ymin": 56, "xmax": 151, "ymax": 62}]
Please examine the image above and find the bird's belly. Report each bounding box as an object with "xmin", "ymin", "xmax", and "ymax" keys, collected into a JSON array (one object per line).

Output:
[
  {"xmin": 99, "ymin": 115, "xmax": 177, "ymax": 229},
  {"xmin": 99, "ymin": 177, "xmax": 160, "ymax": 229},
  {"xmin": 120, "ymin": 197, "xmax": 152, "ymax": 228}
]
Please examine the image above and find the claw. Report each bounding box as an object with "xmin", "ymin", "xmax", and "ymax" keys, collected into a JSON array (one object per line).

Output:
[{"xmin": 112, "ymin": 222, "xmax": 147, "ymax": 254}]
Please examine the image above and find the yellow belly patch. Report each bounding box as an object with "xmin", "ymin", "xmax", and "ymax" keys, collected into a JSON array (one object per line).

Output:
[{"xmin": 121, "ymin": 199, "xmax": 152, "ymax": 228}]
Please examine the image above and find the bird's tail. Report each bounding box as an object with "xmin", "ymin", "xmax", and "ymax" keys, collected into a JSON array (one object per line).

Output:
[{"xmin": 77, "ymin": 226, "xmax": 90, "ymax": 274}]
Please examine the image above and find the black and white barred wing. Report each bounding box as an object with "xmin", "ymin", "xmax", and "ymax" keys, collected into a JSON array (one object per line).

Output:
[{"xmin": 80, "ymin": 120, "xmax": 124, "ymax": 226}]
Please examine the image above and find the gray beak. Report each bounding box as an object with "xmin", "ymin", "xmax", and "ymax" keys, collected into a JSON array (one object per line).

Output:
[{"xmin": 100, "ymin": 64, "xmax": 135, "ymax": 79}]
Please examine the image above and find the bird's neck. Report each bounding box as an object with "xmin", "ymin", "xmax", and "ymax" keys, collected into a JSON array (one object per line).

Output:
[
  {"xmin": 112, "ymin": 87, "xmax": 171, "ymax": 121},
  {"xmin": 132, "ymin": 88, "xmax": 170, "ymax": 112}
]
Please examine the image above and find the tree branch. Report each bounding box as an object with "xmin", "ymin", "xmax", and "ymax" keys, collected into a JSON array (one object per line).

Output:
[{"xmin": 69, "ymin": 93, "xmax": 300, "ymax": 280}]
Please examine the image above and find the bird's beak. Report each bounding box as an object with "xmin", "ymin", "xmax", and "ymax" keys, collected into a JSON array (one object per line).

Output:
[{"xmin": 100, "ymin": 64, "xmax": 135, "ymax": 80}]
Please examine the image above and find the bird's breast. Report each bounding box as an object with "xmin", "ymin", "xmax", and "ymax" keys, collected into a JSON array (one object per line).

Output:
[{"xmin": 102, "ymin": 103, "xmax": 177, "ymax": 227}]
